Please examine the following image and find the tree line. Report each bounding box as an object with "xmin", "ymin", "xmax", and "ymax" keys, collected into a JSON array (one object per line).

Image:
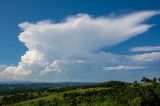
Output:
[{"xmin": 0, "ymin": 77, "xmax": 160, "ymax": 106}]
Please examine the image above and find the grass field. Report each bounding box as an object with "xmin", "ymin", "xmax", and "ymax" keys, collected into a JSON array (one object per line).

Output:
[{"xmin": 0, "ymin": 81, "xmax": 160, "ymax": 106}]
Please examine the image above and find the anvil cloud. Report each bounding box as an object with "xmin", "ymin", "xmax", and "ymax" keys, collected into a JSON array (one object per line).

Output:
[{"xmin": 0, "ymin": 10, "xmax": 159, "ymax": 81}]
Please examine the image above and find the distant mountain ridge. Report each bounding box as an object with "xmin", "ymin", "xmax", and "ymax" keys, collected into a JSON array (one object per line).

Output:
[{"xmin": 0, "ymin": 81, "xmax": 95, "ymax": 90}]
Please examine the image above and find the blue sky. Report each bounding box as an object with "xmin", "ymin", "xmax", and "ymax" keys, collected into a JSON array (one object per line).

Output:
[{"xmin": 0, "ymin": 0, "xmax": 160, "ymax": 82}]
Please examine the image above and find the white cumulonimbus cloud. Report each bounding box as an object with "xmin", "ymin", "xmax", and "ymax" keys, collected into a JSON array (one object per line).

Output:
[
  {"xmin": 0, "ymin": 10, "xmax": 159, "ymax": 81},
  {"xmin": 130, "ymin": 46, "xmax": 160, "ymax": 52}
]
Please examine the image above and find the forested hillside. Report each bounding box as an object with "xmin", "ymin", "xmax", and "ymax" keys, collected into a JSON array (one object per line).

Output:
[{"xmin": 0, "ymin": 77, "xmax": 160, "ymax": 106}]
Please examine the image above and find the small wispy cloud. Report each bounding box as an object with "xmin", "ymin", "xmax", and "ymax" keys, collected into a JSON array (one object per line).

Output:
[
  {"xmin": 130, "ymin": 46, "xmax": 160, "ymax": 52},
  {"xmin": 130, "ymin": 52, "xmax": 160, "ymax": 62},
  {"xmin": 0, "ymin": 64, "xmax": 8, "ymax": 70},
  {"xmin": 103, "ymin": 65, "xmax": 148, "ymax": 71}
]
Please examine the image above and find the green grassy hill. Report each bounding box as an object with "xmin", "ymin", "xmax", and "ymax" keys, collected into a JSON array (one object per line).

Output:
[{"xmin": 0, "ymin": 80, "xmax": 160, "ymax": 106}]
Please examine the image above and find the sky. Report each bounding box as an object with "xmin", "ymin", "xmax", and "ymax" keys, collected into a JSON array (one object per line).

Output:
[{"xmin": 0, "ymin": 0, "xmax": 160, "ymax": 82}]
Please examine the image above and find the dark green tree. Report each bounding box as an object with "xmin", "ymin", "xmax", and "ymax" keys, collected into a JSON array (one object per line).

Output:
[
  {"xmin": 158, "ymin": 77, "xmax": 160, "ymax": 82},
  {"xmin": 141, "ymin": 77, "xmax": 147, "ymax": 82},
  {"xmin": 133, "ymin": 80, "xmax": 138, "ymax": 84},
  {"xmin": 153, "ymin": 77, "xmax": 157, "ymax": 83}
]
